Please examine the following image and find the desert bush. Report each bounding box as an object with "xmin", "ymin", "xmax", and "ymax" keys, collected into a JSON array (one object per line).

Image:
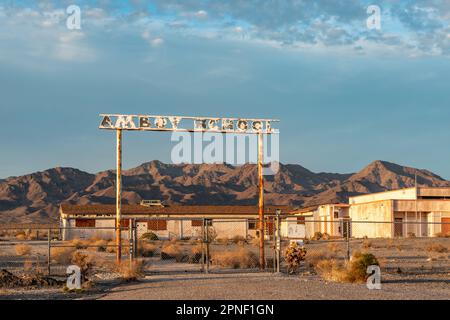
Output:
[
  {"xmin": 138, "ymin": 241, "xmax": 158, "ymax": 257},
  {"xmin": 161, "ymin": 243, "xmax": 184, "ymax": 261},
  {"xmin": 71, "ymin": 251, "xmax": 94, "ymax": 278},
  {"xmin": 15, "ymin": 232, "xmax": 27, "ymax": 241},
  {"xmin": 311, "ymin": 232, "xmax": 323, "ymax": 241},
  {"xmin": 362, "ymin": 239, "xmax": 373, "ymax": 249},
  {"xmin": 106, "ymin": 241, "xmax": 117, "ymax": 253},
  {"xmin": 231, "ymin": 236, "xmax": 246, "ymax": 245},
  {"xmin": 284, "ymin": 242, "xmax": 307, "ymax": 274},
  {"xmin": 315, "ymin": 251, "xmax": 379, "ymax": 283},
  {"xmin": 23, "ymin": 260, "xmax": 33, "ymax": 272},
  {"xmin": 321, "ymin": 233, "xmax": 330, "ymax": 240},
  {"xmin": 251, "ymin": 237, "xmax": 260, "ymax": 246},
  {"xmin": 305, "ymin": 250, "xmax": 336, "ymax": 268},
  {"xmin": 346, "ymin": 252, "xmax": 379, "ymax": 282},
  {"xmin": 87, "ymin": 239, "xmax": 108, "ymax": 252},
  {"xmin": 407, "ymin": 232, "xmax": 416, "ymax": 238},
  {"xmin": 140, "ymin": 232, "xmax": 159, "ymax": 241},
  {"xmin": 15, "ymin": 244, "xmax": 32, "ymax": 256},
  {"xmin": 212, "ymin": 248, "xmax": 258, "ymax": 269},
  {"xmin": 327, "ymin": 243, "xmax": 341, "ymax": 254},
  {"xmin": 70, "ymin": 239, "xmax": 89, "ymax": 250},
  {"xmin": 433, "ymin": 232, "xmax": 450, "ymax": 238},
  {"xmin": 51, "ymin": 246, "xmax": 76, "ymax": 264},
  {"xmin": 189, "ymin": 244, "xmax": 203, "ymax": 263},
  {"xmin": 115, "ymin": 260, "xmax": 144, "ymax": 281},
  {"xmin": 426, "ymin": 243, "xmax": 448, "ymax": 253},
  {"xmin": 216, "ymin": 237, "xmax": 229, "ymax": 245}
]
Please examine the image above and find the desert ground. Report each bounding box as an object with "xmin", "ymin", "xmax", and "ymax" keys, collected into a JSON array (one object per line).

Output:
[{"xmin": 0, "ymin": 237, "xmax": 449, "ymax": 300}]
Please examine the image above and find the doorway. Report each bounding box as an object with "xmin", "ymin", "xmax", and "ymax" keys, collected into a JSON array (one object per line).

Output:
[{"xmin": 394, "ymin": 218, "xmax": 403, "ymax": 237}]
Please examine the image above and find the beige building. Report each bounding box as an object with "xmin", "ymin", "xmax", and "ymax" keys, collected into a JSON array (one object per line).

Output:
[
  {"xmin": 349, "ymin": 187, "xmax": 450, "ymax": 238},
  {"xmin": 59, "ymin": 204, "xmax": 293, "ymax": 241},
  {"xmin": 283, "ymin": 204, "xmax": 350, "ymax": 239}
]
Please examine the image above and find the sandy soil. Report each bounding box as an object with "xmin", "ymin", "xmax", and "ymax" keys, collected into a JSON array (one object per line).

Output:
[{"xmin": 98, "ymin": 272, "xmax": 450, "ymax": 300}]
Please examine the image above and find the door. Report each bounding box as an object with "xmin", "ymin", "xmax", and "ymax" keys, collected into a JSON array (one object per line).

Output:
[
  {"xmin": 442, "ymin": 218, "xmax": 450, "ymax": 235},
  {"xmin": 394, "ymin": 218, "xmax": 403, "ymax": 237}
]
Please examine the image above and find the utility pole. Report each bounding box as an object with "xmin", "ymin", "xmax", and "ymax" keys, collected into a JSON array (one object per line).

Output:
[
  {"xmin": 116, "ymin": 129, "xmax": 122, "ymax": 263},
  {"xmin": 258, "ymin": 132, "xmax": 265, "ymax": 270}
]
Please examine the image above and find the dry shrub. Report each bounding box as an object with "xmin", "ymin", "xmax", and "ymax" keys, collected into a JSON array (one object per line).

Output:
[
  {"xmin": 433, "ymin": 232, "xmax": 450, "ymax": 238},
  {"xmin": 426, "ymin": 243, "xmax": 448, "ymax": 253},
  {"xmin": 15, "ymin": 244, "xmax": 31, "ymax": 256},
  {"xmin": 88, "ymin": 239, "xmax": 108, "ymax": 252},
  {"xmin": 231, "ymin": 236, "xmax": 246, "ymax": 245},
  {"xmin": 138, "ymin": 242, "xmax": 158, "ymax": 257},
  {"xmin": 327, "ymin": 243, "xmax": 341, "ymax": 254},
  {"xmin": 216, "ymin": 238, "xmax": 229, "ymax": 245},
  {"xmin": 315, "ymin": 251, "xmax": 379, "ymax": 283},
  {"xmin": 361, "ymin": 239, "xmax": 372, "ymax": 249},
  {"xmin": 285, "ymin": 242, "xmax": 307, "ymax": 274},
  {"xmin": 251, "ymin": 237, "xmax": 260, "ymax": 246},
  {"xmin": 106, "ymin": 241, "xmax": 117, "ymax": 253},
  {"xmin": 71, "ymin": 251, "xmax": 94, "ymax": 278},
  {"xmin": 306, "ymin": 250, "xmax": 337, "ymax": 268},
  {"xmin": 69, "ymin": 239, "xmax": 89, "ymax": 250},
  {"xmin": 23, "ymin": 260, "xmax": 33, "ymax": 272},
  {"xmin": 51, "ymin": 246, "xmax": 76, "ymax": 264},
  {"xmin": 115, "ymin": 260, "xmax": 144, "ymax": 281},
  {"xmin": 212, "ymin": 248, "xmax": 258, "ymax": 269},
  {"xmin": 15, "ymin": 233, "xmax": 27, "ymax": 241},
  {"xmin": 189, "ymin": 244, "xmax": 203, "ymax": 263},
  {"xmin": 311, "ymin": 232, "xmax": 323, "ymax": 241},
  {"xmin": 161, "ymin": 243, "xmax": 184, "ymax": 261}
]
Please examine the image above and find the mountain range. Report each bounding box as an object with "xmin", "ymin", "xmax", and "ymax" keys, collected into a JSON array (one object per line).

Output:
[{"xmin": 0, "ymin": 160, "xmax": 449, "ymax": 223}]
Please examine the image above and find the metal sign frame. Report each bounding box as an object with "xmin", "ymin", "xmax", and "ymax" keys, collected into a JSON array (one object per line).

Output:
[{"xmin": 99, "ymin": 114, "xmax": 280, "ymax": 269}]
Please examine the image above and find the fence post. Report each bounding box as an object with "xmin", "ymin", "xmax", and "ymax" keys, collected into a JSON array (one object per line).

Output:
[
  {"xmin": 201, "ymin": 219, "xmax": 205, "ymax": 273},
  {"xmin": 129, "ymin": 219, "xmax": 133, "ymax": 267},
  {"xmin": 205, "ymin": 219, "xmax": 210, "ymax": 274},
  {"xmin": 47, "ymin": 228, "xmax": 51, "ymax": 276},
  {"xmin": 133, "ymin": 219, "xmax": 138, "ymax": 259},
  {"xmin": 275, "ymin": 210, "xmax": 281, "ymax": 273},
  {"xmin": 345, "ymin": 219, "xmax": 350, "ymax": 261}
]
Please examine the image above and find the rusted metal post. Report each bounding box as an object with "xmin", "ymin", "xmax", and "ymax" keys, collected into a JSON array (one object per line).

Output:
[
  {"xmin": 116, "ymin": 129, "xmax": 122, "ymax": 263},
  {"xmin": 258, "ymin": 132, "xmax": 265, "ymax": 270},
  {"xmin": 47, "ymin": 228, "xmax": 51, "ymax": 276},
  {"xmin": 129, "ymin": 219, "xmax": 133, "ymax": 267},
  {"xmin": 275, "ymin": 209, "xmax": 281, "ymax": 273}
]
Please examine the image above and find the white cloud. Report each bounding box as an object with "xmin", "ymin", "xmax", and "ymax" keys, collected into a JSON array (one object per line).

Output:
[
  {"xmin": 151, "ymin": 37, "xmax": 164, "ymax": 47},
  {"xmin": 195, "ymin": 10, "xmax": 208, "ymax": 19}
]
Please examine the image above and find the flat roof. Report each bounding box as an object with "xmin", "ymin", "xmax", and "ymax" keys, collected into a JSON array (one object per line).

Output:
[{"xmin": 60, "ymin": 204, "xmax": 295, "ymax": 216}]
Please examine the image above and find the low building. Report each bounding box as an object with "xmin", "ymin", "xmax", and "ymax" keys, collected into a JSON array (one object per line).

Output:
[
  {"xmin": 59, "ymin": 204, "xmax": 293, "ymax": 241},
  {"xmin": 349, "ymin": 187, "xmax": 450, "ymax": 238},
  {"xmin": 283, "ymin": 204, "xmax": 350, "ymax": 239}
]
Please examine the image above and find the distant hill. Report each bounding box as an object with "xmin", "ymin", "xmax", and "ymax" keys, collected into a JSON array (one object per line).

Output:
[{"xmin": 0, "ymin": 160, "xmax": 449, "ymax": 223}]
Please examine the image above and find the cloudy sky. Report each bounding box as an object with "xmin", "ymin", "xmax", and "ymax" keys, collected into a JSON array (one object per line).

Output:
[{"xmin": 0, "ymin": 0, "xmax": 449, "ymax": 179}]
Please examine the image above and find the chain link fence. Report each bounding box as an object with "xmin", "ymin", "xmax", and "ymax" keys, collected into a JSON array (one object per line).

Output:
[{"xmin": 0, "ymin": 217, "xmax": 448, "ymax": 279}]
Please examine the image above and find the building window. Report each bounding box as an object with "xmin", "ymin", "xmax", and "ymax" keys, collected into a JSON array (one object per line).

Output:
[
  {"xmin": 147, "ymin": 220, "xmax": 167, "ymax": 231},
  {"xmin": 297, "ymin": 217, "xmax": 305, "ymax": 225},
  {"xmin": 75, "ymin": 219, "xmax": 95, "ymax": 228},
  {"xmin": 248, "ymin": 219, "xmax": 257, "ymax": 230},
  {"xmin": 191, "ymin": 220, "xmax": 202, "ymax": 227},
  {"xmin": 334, "ymin": 212, "xmax": 339, "ymax": 219},
  {"xmin": 121, "ymin": 219, "xmax": 130, "ymax": 228}
]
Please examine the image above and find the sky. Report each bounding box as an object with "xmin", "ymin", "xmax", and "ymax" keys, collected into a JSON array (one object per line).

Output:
[{"xmin": 0, "ymin": 0, "xmax": 449, "ymax": 179}]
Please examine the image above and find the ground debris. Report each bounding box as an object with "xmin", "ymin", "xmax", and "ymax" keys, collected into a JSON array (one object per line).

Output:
[{"xmin": 0, "ymin": 269, "xmax": 63, "ymax": 288}]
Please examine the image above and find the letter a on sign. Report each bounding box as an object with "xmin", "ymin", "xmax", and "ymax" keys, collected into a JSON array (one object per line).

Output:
[{"xmin": 100, "ymin": 116, "xmax": 113, "ymax": 128}]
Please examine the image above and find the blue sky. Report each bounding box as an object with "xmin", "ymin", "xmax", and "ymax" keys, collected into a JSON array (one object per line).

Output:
[{"xmin": 0, "ymin": 0, "xmax": 449, "ymax": 179}]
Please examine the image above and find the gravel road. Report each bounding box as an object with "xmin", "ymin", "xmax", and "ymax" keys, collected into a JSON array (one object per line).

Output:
[{"xmin": 98, "ymin": 272, "xmax": 450, "ymax": 300}]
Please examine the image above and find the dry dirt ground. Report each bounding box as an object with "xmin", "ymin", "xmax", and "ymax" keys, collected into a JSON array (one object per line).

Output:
[
  {"xmin": 0, "ymin": 237, "xmax": 449, "ymax": 300},
  {"xmin": 1, "ymin": 272, "xmax": 448, "ymax": 300}
]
